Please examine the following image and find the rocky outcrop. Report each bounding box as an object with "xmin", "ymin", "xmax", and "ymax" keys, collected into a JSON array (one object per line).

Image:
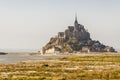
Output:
[
  {"xmin": 40, "ymin": 16, "xmax": 116, "ymax": 54},
  {"xmin": 0, "ymin": 52, "xmax": 8, "ymax": 55}
]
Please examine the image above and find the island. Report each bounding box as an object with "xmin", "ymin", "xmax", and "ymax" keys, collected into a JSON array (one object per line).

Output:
[{"xmin": 39, "ymin": 16, "xmax": 116, "ymax": 54}]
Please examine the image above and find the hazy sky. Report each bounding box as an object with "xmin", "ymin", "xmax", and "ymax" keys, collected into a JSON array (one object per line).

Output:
[{"xmin": 0, "ymin": 0, "xmax": 120, "ymax": 51}]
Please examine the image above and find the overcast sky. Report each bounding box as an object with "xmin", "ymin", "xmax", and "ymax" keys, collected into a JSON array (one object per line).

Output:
[{"xmin": 0, "ymin": 0, "xmax": 120, "ymax": 51}]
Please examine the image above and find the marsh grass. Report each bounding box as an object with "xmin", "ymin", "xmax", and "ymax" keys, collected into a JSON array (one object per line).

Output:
[
  {"xmin": 60, "ymin": 56, "xmax": 120, "ymax": 62},
  {"xmin": 0, "ymin": 54, "xmax": 119, "ymax": 80}
]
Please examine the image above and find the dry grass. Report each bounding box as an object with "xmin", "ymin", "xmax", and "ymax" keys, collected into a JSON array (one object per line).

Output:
[{"xmin": 0, "ymin": 53, "xmax": 120, "ymax": 80}]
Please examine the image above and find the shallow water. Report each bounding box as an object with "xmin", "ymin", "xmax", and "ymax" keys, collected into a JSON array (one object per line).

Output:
[
  {"xmin": 0, "ymin": 53, "xmax": 68, "ymax": 64},
  {"xmin": 0, "ymin": 52, "xmax": 119, "ymax": 64}
]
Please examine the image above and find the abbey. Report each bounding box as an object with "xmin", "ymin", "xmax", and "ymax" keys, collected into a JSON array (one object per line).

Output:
[
  {"xmin": 56, "ymin": 16, "xmax": 90, "ymax": 45},
  {"xmin": 40, "ymin": 16, "xmax": 116, "ymax": 54}
]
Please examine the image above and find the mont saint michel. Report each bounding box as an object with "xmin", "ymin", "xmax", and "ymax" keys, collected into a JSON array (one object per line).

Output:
[{"xmin": 40, "ymin": 16, "xmax": 116, "ymax": 54}]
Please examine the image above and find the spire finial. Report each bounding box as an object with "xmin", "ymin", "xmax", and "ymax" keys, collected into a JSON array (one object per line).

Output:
[
  {"xmin": 75, "ymin": 13, "xmax": 78, "ymax": 23},
  {"xmin": 75, "ymin": 13, "xmax": 77, "ymax": 21}
]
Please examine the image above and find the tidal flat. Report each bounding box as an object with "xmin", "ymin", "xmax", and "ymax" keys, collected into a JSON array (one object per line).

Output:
[{"xmin": 0, "ymin": 53, "xmax": 120, "ymax": 80}]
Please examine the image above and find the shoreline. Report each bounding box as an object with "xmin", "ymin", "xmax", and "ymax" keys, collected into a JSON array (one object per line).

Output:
[
  {"xmin": 0, "ymin": 52, "xmax": 119, "ymax": 64},
  {"xmin": 27, "ymin": 52, "xmax": 120, "ymax": 56}
]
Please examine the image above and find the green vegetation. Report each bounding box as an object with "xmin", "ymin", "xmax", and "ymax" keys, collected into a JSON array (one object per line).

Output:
[
  {"xmin": 0, "ymin": 54, "xmax": 120, "ymax": 80},
  {"xmin": 61, "ymin": 44, "xmax": 73, "ymax": 53},
  {"xmin": 60, "ymin": 56, "xmax": 120, "ymax": 62}
]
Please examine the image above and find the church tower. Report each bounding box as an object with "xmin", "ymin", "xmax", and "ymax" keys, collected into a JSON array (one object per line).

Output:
[{"xmin": 74, "ymin": 14, "xmax": 79, "ymax": 30}]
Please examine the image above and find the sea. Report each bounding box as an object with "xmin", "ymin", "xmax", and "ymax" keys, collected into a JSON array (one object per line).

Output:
[
  {"xmin": 0, "ymin": 49, "xmax": 120, "ymax": 64},
  {"xmin": 0, "ymin": 53, "xmax": 69, "ymax": 64},
  {"xmin": 0, "ymin": 49, "xmax": 67, "ymax": 64}
]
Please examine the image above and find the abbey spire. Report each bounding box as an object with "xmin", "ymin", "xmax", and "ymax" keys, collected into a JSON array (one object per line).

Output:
[
  {"xmin": 75, "ymin": 13, "xmax": 78, "ymax": 24},
  {"xmin": 74, "ymin": 14, "xmax": 79, "ymax": 30}
]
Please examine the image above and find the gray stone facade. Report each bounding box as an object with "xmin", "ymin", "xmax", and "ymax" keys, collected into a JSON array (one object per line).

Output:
[{"xmin": 55, "ymin": 16, "xmax": 91, "ymax": 45}]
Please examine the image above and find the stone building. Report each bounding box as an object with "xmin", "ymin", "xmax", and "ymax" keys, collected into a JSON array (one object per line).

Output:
[
  {"xmin": 39, "ymin": 15, "xmax": 116, "ymax": 54},
  {"xmin": 81, "ymin": 47, "xmax": 90, "ymax": 53},
  {"xmin": 104, "ymin": 46, "xmax": 115, "ymax": 52},
  {"xmin": 55, "ymin": 15, "xmax": 91, "ymax": 45},
  {"xmin": 40, "ymin": 46, "xmax": 61, "ymax": 54}
]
